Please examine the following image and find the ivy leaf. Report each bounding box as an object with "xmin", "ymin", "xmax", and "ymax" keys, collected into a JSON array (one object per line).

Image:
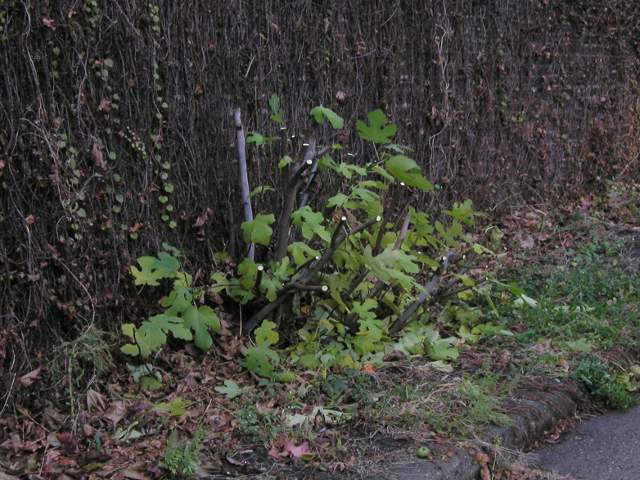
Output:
[
  {"xmin": 245, "ymin": 320, "xmax": 281, "ymax": 378},
  {"xmin": 120, "ymin": 343, "xmax": 140, "ymax": 356},
  {"xmin": 344, "ymin": 187, "xmax": 382, "ymax": 217},
  {"xmin": 352, "ymin": 299, "xmax": 378, "ymax": 321},
  {"xmin": 310, "ymin": 105, "xmax": 344, "ymax": 129},
  {"xmin": 237, "ymin": 258, "xmax": 258, "ymax": 288},
  {"xmin": 244, "ymin": 346, "xmax": 279, "ymax": 378},
  {"xmin": 241, "ymin": 213, "xmax": 275, "ymax": 246},
  {"xmin": 182, "ymin": 305, "xmax": 220, "ymax": 350},
  {"xmin": 246, "ymin": 132, "xmax": 276, "ymax": 146},
  {"xmin": 358, "ymin": 180, "xmax": 388, "ymax": 191},
  {"xmin": 352, "ymin": 315, "xmax": 386, "ymax": 356},
  {"xmin": 269, "ymin": 94, "xmax": 285, "ymax": 124},
  {"xmin": 371, "ymin": 165, "xmax": 395, "ymax": 181},
  {"xmin": 162, "ymin": 285, "xmax": 193, "ymax": 313},
  {"xmin": 327, "ymin": 193, "xmax": 348, "ymax": 208},
  {"xmin": 445, "ymin": 199, "xmax": 477, "ymax": 226},
  {"xmin": 291, "ymin": 206, "xmax": 331, "ymax": 243},
  {"xmin": 386, "ymin": 155, "xmax": 434, "ymax": 191},
  {"xmin": 130, "ymin": 255, "xmax": 178, "ymax": 286},
  {"xmin": 287, "ymin": 242, "xmax": 320, "ymax": 266},
  {"xmin": 383, "ymin": 143, "xmax": 413, "ymax": 154},
  {"xmin": 319, "ymin": 155, "xmax": 366, "ymax": 179},
  {"xmin": 255, "ymin": 320, "xmax": 279, "ymax": 347},
  {"xmin": 215, "ymin": 380, "xmax": 244, "ymax": 399},
  {"xmin": 426, "ymin": 338, "xmax": 459, "ymax": 361},
  {"xmin": 278, "ymin": 155, "xmax": 293, "ymax": 169},
  {"xmin": 155, "ymin": 397, "xmax": 187, "ymax": 417},
  {"xmin": 356, "ymin": 109, "xmax": 397, "ymax": 144},
  {"xmin": 147, "ymin": 314, "xmax": 192, "ymax": 341},
  {"xmin": 250, "ymin": 185, "xmax": 275, "ymax": 197},
  {"xmin": 259, "ymin": 274, "xmax": 281, "ymax": 302},
  {"xmin": 121, "ymin": 324, "xmax": 142, "ymax": 357},
  {"xmin": 121, "ymin": 315, "xmax": 186, "ymax": 360},
  {"xmin": 362, "ymin": 246, "xmax": 419, "ymax": 290}
]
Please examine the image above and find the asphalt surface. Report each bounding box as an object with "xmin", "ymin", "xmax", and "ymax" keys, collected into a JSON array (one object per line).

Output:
[{"xmin": 534, "ymin": 406, "xmax": 640, "ymax": 480}]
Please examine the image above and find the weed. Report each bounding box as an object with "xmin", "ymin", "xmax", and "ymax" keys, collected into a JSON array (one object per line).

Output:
[
  {"xmin": 234, "ymin": 399, "xmax": 282, "ymax": 444},
  {"xmin": 162, "ymin": 427, "xmax": 206, "ymax": 477},
  {"xmin": 421, "ymin": 378, "xmax": 511, "ymax": 437},
  {"xmin": 48, "ymin": 327, "xmax": 113, "ymax": 413},
  {"xmin": 571, "ymin": 356, "xmax": 635, "ymax": 410},
  {"xmin": 454, "ymin": 377, "xmax": 512, "ymax": 430}
]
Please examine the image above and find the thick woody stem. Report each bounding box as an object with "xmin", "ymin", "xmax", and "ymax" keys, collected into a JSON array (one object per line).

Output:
[
  {"xmin": 389, "ymin": 252, "xmax": 455, "ymax": 335},
  {"xmin": 274, "ymin": 139, "xmax": 317, "ymax": 260}
]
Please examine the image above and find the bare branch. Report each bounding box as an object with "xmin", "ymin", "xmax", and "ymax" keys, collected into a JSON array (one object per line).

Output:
[
  {"xmin": 274, "ymin": 139, "xmax": 317, "ymax": 260},
  {"xmin": 233, "ymin": 108, "xmax": 255, "ymax": 260},
  {"xmin": 344, "ymin": 211, "xmax": 412, "ymax": 331},
  {"xmin": 389, "ymin": 252, "xmax": 456, "ymax": 335},
  {"xmin": 246, "ymin": 217, "xmax": 380, "ymax": 331}
]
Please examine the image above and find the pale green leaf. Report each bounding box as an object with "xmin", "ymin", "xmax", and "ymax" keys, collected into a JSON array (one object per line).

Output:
[
  {"xmin": 356, "ymin": 109, "xmax": 397, "ymax": 144},
  {"xmin": 385, "ymin": 155, "xmax": 434, "ymax": 191},
  {"xmin": 241, "ymin": 213, "xmax": 275, "ymax": 246},
  {"xmin": 310, "ymin": 105, "xmax": 344, "ymax": 129}
]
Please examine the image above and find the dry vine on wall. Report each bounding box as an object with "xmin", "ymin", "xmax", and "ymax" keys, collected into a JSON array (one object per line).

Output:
[{"xmin": 0, "ymin": 0, "xmax": 638, "ymax": 399}]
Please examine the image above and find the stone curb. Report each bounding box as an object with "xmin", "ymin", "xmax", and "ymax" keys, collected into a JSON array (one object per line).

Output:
[{"xmin": 379, "ymin": 381, "xmax": 585, "ymax": 480}]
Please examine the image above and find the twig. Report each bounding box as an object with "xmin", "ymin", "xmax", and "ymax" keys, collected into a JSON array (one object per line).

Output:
[
  {"xmin": 344, "ymin": 211, "xmax": 412, "ymax": 330},
  {"xmin": 245, "ymin": 217, "xmax": 379, "ymax": 331},
  {"xmin": 274, "ymin": 139, "xmax": 316, "ymax": 260},
  {"xmin": 299, "ymin": 145, "xmax": 330, "ymax": 209},
  {"xmin": 233, "ymin": 109, "xmax": 255, "ymax": 260},
  {"xmin": 390, "ymin": 252, "xmax": 456, "ymax": 335}
]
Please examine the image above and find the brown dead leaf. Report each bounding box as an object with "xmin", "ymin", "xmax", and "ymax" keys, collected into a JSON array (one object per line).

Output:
[
  {"xmin": 194, "ymin": 208, "xmax": 212, "ymax": 227},
  {"xmin": 268, "ymin": 436, "xmax": 311, "ymax": 460},
  {"xmin": 19, "ymin": 367, "xmax": 42, "ymax": 387},
  {"xmin": 284, "ymin": 439, "xmax": 310, "ymax": 459},
  {"xmin": 121, "ymin": 468, "xmax": 148, "ymax": 480},
  {"xmin": 83, "ymin": 424, "xmax": 95, "ymax": 437},
  {"xmin": 42, "ymin": 17, "xmax": 56, "ymax": 29},
  {"xmin": 519, "ymin": 235, "xmax": 535, "ymax": 249},
  {"xmin": 208, "ymin": 412, "xmax": 232, "ymax": 432},
  {"xmin": 98, "ymin": 98, "xmax": 112, "ymax": 113},
  {"xmin": 480, "ymin": 464, "xmax": 491, "ymax": 480},
  {"xmin": 92, "ymin": 142, "xmax": 107, "ymax": 170},
  {"xmin": 361, "ymin": 363, "xmax": 376, "ymax": 374},
  {"xmin": 103, "ymin": 400, "xmax": 127, "ymax": 428},
  {"xmin": 256, "ymin": 400, "xmax": 275, "ymax": 415},
  {"xmin": 87, "ymin": 388, "xmax": 108, "ymax": 411}
]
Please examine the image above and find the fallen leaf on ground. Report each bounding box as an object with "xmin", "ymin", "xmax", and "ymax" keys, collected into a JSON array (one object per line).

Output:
[
  {"xmin": 19, "ymin": 367, "xmax": 42, "ymax": 387},
  {"xmin": 103, "ymin": 401, "xmax": 128, "ymax": 428}
]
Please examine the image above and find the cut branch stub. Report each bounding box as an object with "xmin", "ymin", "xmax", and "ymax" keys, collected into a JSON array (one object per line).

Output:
[
  {"xmin": 274, "ymin": 139, "xmax": 317, "ymax": 260},
  {"xmin": 234, "ymin": 108, "xmax": 255, "ymax": 261}
]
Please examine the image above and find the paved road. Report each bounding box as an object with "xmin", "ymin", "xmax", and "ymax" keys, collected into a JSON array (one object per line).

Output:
[{"xmin": 534, "ymin": 406, "xmax": 640, "ymax": 480}]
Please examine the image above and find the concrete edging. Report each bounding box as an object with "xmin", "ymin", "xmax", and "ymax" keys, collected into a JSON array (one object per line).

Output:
[{"xmin": 382, "ymin": 381, "xmax": 585, "ymax": 480}]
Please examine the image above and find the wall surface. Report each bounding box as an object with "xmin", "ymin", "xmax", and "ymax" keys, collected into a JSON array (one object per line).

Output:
[{"xmin": 1, "ymin": 0, "xmax": 639, "ymax": 379}]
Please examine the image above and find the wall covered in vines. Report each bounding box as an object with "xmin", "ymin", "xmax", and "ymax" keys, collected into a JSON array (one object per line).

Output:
[{"xmin": 1, "ymin": 0, "xmax": 639, "ymax": 385}]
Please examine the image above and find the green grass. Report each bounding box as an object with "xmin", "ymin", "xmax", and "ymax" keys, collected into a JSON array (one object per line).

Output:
[
  {"xmin": 503, "ymin": 240, "xmax": 640, "ymax": 350},
  {"xmin": 499, "ymin": 238, "xmax": 639, "ymax": 409}
]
